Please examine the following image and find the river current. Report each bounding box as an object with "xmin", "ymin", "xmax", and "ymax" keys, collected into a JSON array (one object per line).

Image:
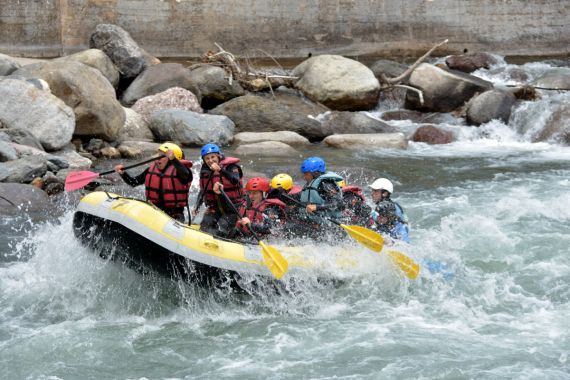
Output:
[{"xmin": 1, "ymin": 57, "xmax": 569, "ymax": 379}]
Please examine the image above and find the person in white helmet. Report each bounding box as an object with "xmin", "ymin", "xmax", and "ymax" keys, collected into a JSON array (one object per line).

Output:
[{"xmin": 368, "ymin": 178, "xmax": 410, "ymax": 243}]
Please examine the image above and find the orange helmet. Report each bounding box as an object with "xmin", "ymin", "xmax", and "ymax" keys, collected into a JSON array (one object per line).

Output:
[{"xmin": 245, "ymin": 177, "xmax": 270, "ymax": 192}]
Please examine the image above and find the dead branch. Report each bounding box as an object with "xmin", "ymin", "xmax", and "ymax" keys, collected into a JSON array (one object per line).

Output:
[{"xmin": 394, "ymin": 84, "xmax": 424, "ymax": 105}]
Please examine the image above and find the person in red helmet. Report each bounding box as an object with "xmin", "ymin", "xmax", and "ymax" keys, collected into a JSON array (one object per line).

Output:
[
  {"xmin": 114, "ymin": 142, "xmax": 193, "ymax": 222},
  {"xmin": 235, "ymin": 177, "xmax": 286, "ymax": 240}
]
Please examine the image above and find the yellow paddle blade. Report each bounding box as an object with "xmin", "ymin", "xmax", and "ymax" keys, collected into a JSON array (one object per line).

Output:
[
  {"xmin": 259, "ymin": 241, "xmax": 289, "ymax": 279},
  {"xmin": 339, "ymin": 224, "xmax": 384, "ymax": 252},
  {"xmin": 387, "ymin": 250, "xmax": 420, "ymax": 280}
]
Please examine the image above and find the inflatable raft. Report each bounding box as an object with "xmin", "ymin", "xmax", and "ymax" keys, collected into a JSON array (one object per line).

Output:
[{"xmin": 73, "ymin": 192, "xmax": 379, "ymax": 286}]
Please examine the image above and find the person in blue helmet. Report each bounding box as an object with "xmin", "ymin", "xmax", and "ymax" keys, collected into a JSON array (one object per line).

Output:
[
  {"xmin": 368, "ymin": 178, "xmax": 410, "ymax": 243},
  {"xmin": 192, "ymin": 143, "xmax": 245, "ymax": 237},
  {"xmin": 299, "ymin": 156, "xmax": 344, "ymax": 221}
]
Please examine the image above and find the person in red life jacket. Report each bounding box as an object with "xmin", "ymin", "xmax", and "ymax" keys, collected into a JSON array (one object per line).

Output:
[
  {"xmin": 337, "ymin": 179, "xmax": 371, "ymax": 225},
  {"xmin": 235, "ymin": 177, "xmax": 286, "ymax": 240},
  {"xmin": 192, "ymin": 143, "xmax": 245, "ymax": 238},
  {"xmin": 114, "ymin": 142, "xmax": 193, "ymax": 222}
]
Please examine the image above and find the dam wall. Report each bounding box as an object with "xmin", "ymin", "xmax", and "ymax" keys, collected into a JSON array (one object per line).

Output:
[{"xmin": 1, "ymin": 0, "xmax": 569, "ymax": 59}]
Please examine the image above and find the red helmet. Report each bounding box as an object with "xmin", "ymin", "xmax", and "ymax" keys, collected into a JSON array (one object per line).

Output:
[{"xmin": 245, "ymin": 177, "xmax": 270, "ymax": 192}]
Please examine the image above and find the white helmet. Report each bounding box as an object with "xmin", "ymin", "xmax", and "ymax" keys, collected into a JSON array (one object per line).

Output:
[{"xmin": 369, "ymin": 178, "xmax": 394, "ymax": 194}]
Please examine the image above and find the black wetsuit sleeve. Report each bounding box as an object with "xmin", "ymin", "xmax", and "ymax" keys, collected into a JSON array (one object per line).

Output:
[
  {"xmin": 315, "ymin": 181, "xmax": 342, "ymax": 212},
  {"xmin": 171, "ymin": 159, "xmax": 192, "ymax": 184},
  {"xmin": 120, "ymin": 168, "xmax": 148, "ymax": 187},
  {"xmin": 220, "ymin": 164, "xmax": 241, "ymax": 185}
]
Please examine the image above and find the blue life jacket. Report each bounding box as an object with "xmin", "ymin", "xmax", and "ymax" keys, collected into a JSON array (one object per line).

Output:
[{"xmin": 372, "ymin": 199, "xmax": 410, "ymax": 243}]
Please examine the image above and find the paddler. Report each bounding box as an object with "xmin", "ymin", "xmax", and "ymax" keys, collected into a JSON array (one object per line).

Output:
[
  {"xmin": 368, "ymin": 178, "xmax": 410, "ymax": 243},
  {"xmin": 114, "ymin": 142, "xmax": 193, "ymax": 222}
]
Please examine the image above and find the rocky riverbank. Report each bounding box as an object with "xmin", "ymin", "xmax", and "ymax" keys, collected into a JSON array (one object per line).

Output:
[{"xmin": 1, "ymin": 24, "xmax": 570, "ymax": 213}]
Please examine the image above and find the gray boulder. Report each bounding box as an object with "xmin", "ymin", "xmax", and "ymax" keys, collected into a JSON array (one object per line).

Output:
[
  {"xmin": 0, "ymin": 155, "xmax": 48, "ymax": 183},
  {"xmin": 323, "ymin": 133, "xmax": 408, "ymax": 150},
  {"xmin": 118, "ymin": 141, "xmax": 162, "ymax": 156},
  {"xmin": 188, "ymin": 64, "xmax": 245, "ymax": 109},
  {"xmin": 369, "ymin": 59, "xmax": 408, "ymax": 81},
  {"xmin": 12, "ymin": 60, "xmax": 125, "ymax": 141},
  {"xmin": 89, "ymin": 24, "xmax": 146, "ymax": 78},
  {"xmin": 0, "ymin": 183, "xmax": 49, "ymax": 215},
  {"xmin": 131, "ymin": 87, "xmax": 202, "ymax": 121},
  {"xmin": 122, "ymin": 63, "xmax": 202, "ymax": 105},
  {"xmin": 149, "ymin": 110, "xmax": 234, "ymax": 146},
  {"xmin": 321, "ymin": 111, "xmax": 397, "ymax": 134},
  {"xmin": 1, "ymin": 128, "xmax": 44, "ymax": 150},
  {"xmin": 0, "ymin": 141, "xmax": 18, "ymax": 162},
  {"xmin": 60, "ymin": 48, "xmax": 120, "ymax": 87},
  {"xmin": 209, "ymin": 92, "xmax": 328, "ymax": 140},
  {"xmin": 232, "ymin": 131, "xmax": 310, "ymax": 146},
  {"xmin": 466, "ymin": 90, "xmax": 516, "ymax": 126},
  {"xmin": 0, "ymin": 53, "xmax": 21, "ymax": 76},
  {"xmin": 293, "ymin": 55, "xmax": 380, "ymax": 111},
  {"xmin": 530, "ymin": 68, "xmax": 570, "ymax": 90},
  {"xmin": 235, "ymin": 141, "xmax": 298, "ymax": 157},
  {"xmin": 0, "ymin": 78, "xmax": 75, "ymax": 150},
  {"xmin": 445, "ymin": 52, "xmax": 498, "ymax": 73},
  {"xmin": 405, "ymin": 63, "xmax": 493, "ymax": 112},
  {"xmin": 118, "ymin": 108, "xmax": 154, "ymax": 141}
]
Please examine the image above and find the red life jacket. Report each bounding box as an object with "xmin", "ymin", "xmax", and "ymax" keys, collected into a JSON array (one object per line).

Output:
[
  {"xmin": 342, "ymin": 185, "xmax": 366, "ymax": 202},
  {"xmin": 199, "ymin": 157, "xmax": 244, "ymax": 208},
  {"xmin": 288, "ymin": 185, "xmax": 303, "ymax": 195},
  {"xmin": 237, "ymin": 198, "xmax": 286, "ymax": 233},
  {"xmin": 144, "ymin": 160, "xmax": 193, "ymax": 208}
]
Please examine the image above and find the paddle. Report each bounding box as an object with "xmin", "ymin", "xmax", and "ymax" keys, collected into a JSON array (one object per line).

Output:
[
  {"xmin": 64, "ymin": 156, "xmax": 158, "ymax": 192},
  {"xmin": 279, "ymin": 192, "xmax": 419, "ymax": 279},
  {"xmin": 219, "ymin": 189, "xmax": 288, "ymax": 279}
]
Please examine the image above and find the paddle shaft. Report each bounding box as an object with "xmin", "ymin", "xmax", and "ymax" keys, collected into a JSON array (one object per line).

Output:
[{"xmin": 102, "ymin": 156, "xmax": 158, "ymax": 176}]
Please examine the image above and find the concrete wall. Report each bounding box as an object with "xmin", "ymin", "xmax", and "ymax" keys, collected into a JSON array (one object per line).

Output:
[{"xmin": 1, "ymin": 0, "xmax": 569, "ymax": 59}]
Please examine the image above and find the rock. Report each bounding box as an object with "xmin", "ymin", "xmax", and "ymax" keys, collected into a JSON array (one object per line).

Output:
[
  {"xmin": 404, "ymin": 63, "xmax": 493, "ymax": 113},
  {"xmin": 118, "ymin": 145, "xmax": 143, "ymax": 158},
  {"xmin": 0, "ymin": 78, "xmax": 75, "ymax": 150},
  {"xmin": 9, "ymin": 142, "xmax": 69, "ymax": 171},
  {"xmin": 321, "ymin": 111, "xmax": 397, "ymax": 134},
  {"xmin": 232, "ymin": 131, "xmax": 310, "ymax": 146},
  {"xmin": 0, "ymin": 183, "xmax": 49, "ymax": 215},
  {"xmin": 118, "ymin": 141, "xmax": 162, "ymax": 156},
  {"xmin": 55, "ymin": 150, "xmax": 92, "ymax": 170},
  {"xmin": 380, "ymin": 109, "xmax": 462, "ymax": 125},
  {"xmin": 0, "ymin": 53, "xmax": 22, "ymax": 76},
  {"xmin": 1, "ymin": 128, "xmax": 44, "ymax": 150},
  {"xmin": 411, "ymin": 125, "xmax": 455, "ymax": 144},
  {"xmin": 99, "ymin": 146, "xmax": 121, "ymax": 159},
  {"xmin": 60, "ymin": 48, "xmax": 120, "ymax": 88},
  {"xmin": 445, "ymin": 52, "xmax": 498, "ymax": 73},
  {"xmin": 369, "ymin": 59, "xmax": 408, "ymax": 81},
  {"xmin": 149, "ymin": 110, "xmax": 234, "ymax": 147},
  {"xmin": 119, "ymin": 108, "xmax": 154, "ymax": 141},
  {"xmin": 11, "ymin": 60, "xmax": 125, "ymax": 141},
  {"xmin": 535, "ymin": 102, "xmax": 570, "ymax": 144},
  {"xmin": 188, "ymin": 64, "xmax": 245, "ymax": 109},
  {"xmin": 209, "ymin": 92, "xmax": 328, "ymax": 140},
  {"xmin": 530, "ymin": 68, "xmax": 570, "ymax": 90},
  {"xmin": 0, "ymin": 155, "xmax": 48, "ymax": 183},
  {"xmin": 131, "ymin": 87, "xmax": 202, "ymax": 121},
  {"xmin": 89, "ymin": 24, "xmax": 146, "ymax": 78},
  {"xmin": 489, "ymin": 66, "xmax": 530, "ymax": 83},
  {"xmin": 323, "ymin": 133, "xmax": 408, "ymax": 150},
  {"xmin": 293, "ymin": 55, "xmax": 380, "ymax": 111},
  {"xmin": 0, "ymin": 141, "xmax": 18, "ymax": 162},
  {"xmin": 466, "ymin": 90, "xmax": 516, "ymax": 126},
  {"xmin": 122, "ymin": 63, "xmax": 202, "ymax": 105},
  {"xmin": 235, "ymin": 141, "xmax": 299, "ymax": 157}
]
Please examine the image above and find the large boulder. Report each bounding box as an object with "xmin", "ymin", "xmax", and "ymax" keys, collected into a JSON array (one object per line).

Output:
[
  {"xmin": 405, "ymin": 63, "xmax": 493, "ymax": 112},
  {"xmin": 88, "ymin": 24, "xmax": 146, "ymax": 78},
  {"xmin": 122, "ymin": 63, "xmax": 202, "ymax": 105},
  {"xmin": 466, "ymin": 90, "xmax": 516, "ymax": 126},
  {"xmin": 323, "ymin": 133, "xmax": 408, "ymax": 150},
  {"xmin": 321, "ymin": 111, "xmax": 397, "ymax": 134},
  {"xmin": 149, "ymin": 110, "xmax": 234, "ymax": 146},
  {"xmin": 131, "ymin": 87, "xmax": 202, "ymax": 121},
  {"xmin": 117, "ymin": 141, "xmax": 162, "ymax": 156},
  {"xmin": 235, "ymin": 141, "xmax": 298, "ymax": 157},
  {"xmin": 369, "ymin": 59, "xmax": 408, "ymax": 81},
  {"xmin": 445, "ymin": 52, "xmax": 498, "ymax": 73},
  {"xmin": 530, "ymin": 68, "xmax": 570, "ymax": 90},
  {"xmin": 293, "ymin": 55, "xmax": 380, "ymax": 111},
  {"xmin": 118, "ymin": 108, "xmax": 154, "ymax": 141},
  {"xmin": 1, "ymin": 128, "xmax": 44, "ymax": 150},
  {"xmin": 188, "ymin": 65, "xmax": 245, "ymax": 109},
  {"xmin": 0, "ymin": 155, "xmax": 48, "ymax": 183},
  {"xmin": 0, "ymin": 78, "xmax": 75, "ymax": 150},
  {"xmin": 232, "ymin": 131, "xmax": 310, "ymax": 146},
  {"xmin": 411, "ymin": 125, "xmax": 455, "ymax": 144},
  {"xmin": 59, "ymin": 49, "xmax": 120, "ymax": 88},
  {"xmin": 0, "ymin": 141, "xmax": 18, "ymax": 162},
  {"xmin": 0, "ymin": 53, "xmax": 21, "ymax": 76},
  {"xmin": 209, "ymin": 92, "xmax": 328, "ymax": 140},
  {"xmin": 0, "ymin": 183, "xmax": 50, "ymax": 215},
  {"xmin": 12, "ymin": 60, "xmax": 125, "ymax": 141}
]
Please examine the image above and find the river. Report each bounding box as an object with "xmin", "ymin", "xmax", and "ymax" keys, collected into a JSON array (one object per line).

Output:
[{"xmin": 1, "ymin": 57, "xmax": 569, "ymax": 379}]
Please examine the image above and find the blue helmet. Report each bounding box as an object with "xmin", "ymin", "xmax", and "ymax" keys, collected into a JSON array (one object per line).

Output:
[
  {"xmin": 201, "ymin": 143, "xmax": 221, "ymax": 157},
  {"xmin": 300, "ymin": 156, "xmax": 326, "ymax": 173}
]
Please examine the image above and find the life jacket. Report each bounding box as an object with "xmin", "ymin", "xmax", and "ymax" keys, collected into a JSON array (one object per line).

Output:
[
  {"xmin": 288, "ymin": 185, "xmax": 303, "ymax": 195},
  {"xmin": 144, "ymin": 160, "xmax": 193, "ymax": 209},
  {"xmin": 199, "ymin": 157, "xmax": 244, "ymax": 208},
  {"xmin": 299, "ymin": 172, "xmax": 344, "ymax": 220},
  {"xmin": 342, "ymin": 185, "xmax": 366, "ymax": 202},
  {"xmin": 237, "ymin": 198, "xmax": 286, "ymax": 234},
  {"xmin": 371, "ymin": 199, "xmax": 410, "ymax": 243}
]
